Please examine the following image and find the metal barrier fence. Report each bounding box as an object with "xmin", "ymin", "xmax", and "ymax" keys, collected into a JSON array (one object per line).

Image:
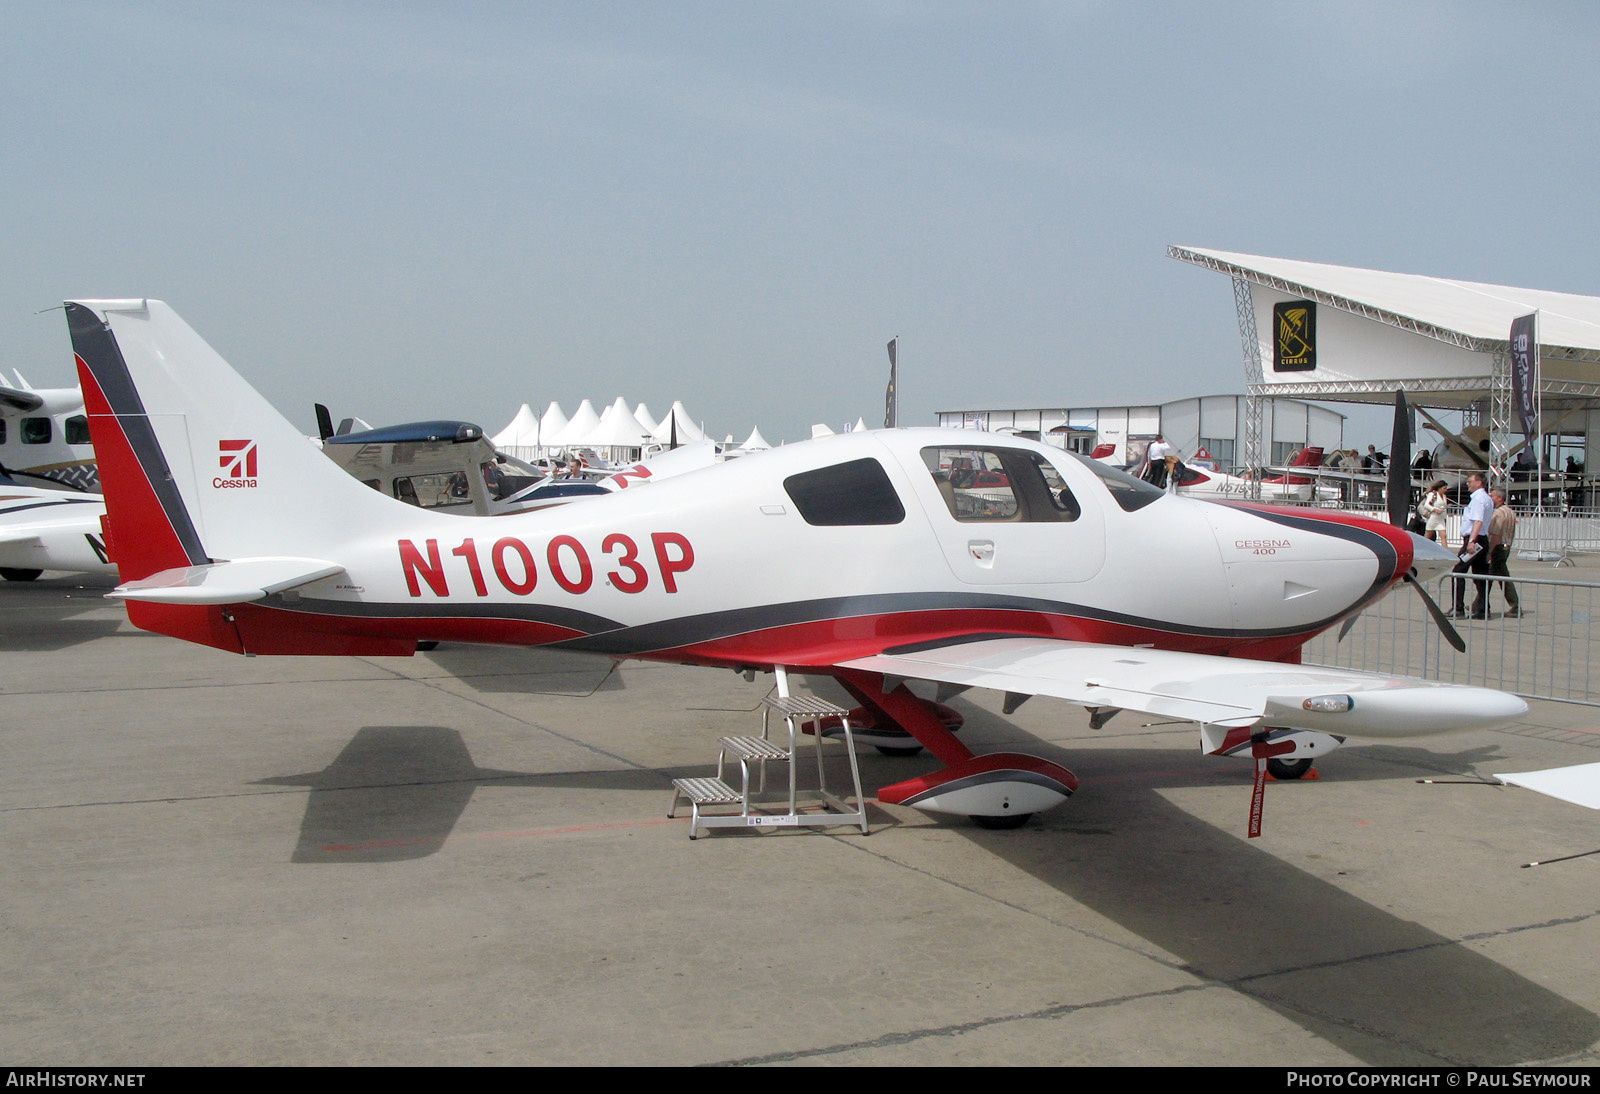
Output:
[{"xmin": 1303, "ymin": 572, "xmax": 1600, "ymax": 706}]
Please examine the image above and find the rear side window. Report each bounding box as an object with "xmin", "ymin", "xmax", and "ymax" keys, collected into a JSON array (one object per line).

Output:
[
  {"xmin": 21, "ymin": 417, "xmax": 50, "ymax": 444},
  {"xmin": 921, "ymin": 446, "xmax": 1080, "ymax": 522},
  {"xmin": 64, "ymin": 415, "xmax": 90, "ymax": 445},
  {"xmin": 784, "ymin": 458, "xmax": 906, "ymax": 526}
]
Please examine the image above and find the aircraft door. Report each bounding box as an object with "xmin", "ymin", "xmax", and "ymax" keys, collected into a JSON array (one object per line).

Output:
[{"xmin": 894, "ymin": 444, "xmax": 1106, "ymax": 585}]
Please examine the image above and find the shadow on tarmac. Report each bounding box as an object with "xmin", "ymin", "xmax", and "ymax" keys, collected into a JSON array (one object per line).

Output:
[{"xmin": 255, "ymin": 698, "xmax": 1599, "ymax": 1064}]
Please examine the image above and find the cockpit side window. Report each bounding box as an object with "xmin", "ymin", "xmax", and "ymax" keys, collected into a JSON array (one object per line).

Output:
[
  {"xmin": 783, "ymin": 458, "xmax": 906, "ymax": 526},
  {"xmin": 1066, "ymin": 451, "xmax": 1165, "ymax": 512},
  {"xmin": 920, "ymin": 447, "xmax": 1079, "ymax": 522}
]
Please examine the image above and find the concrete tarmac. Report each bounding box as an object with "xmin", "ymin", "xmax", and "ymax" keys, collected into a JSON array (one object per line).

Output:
[{"xmin": 2, "ymin": 573, "xmax": 1598, "ymax": 1066}]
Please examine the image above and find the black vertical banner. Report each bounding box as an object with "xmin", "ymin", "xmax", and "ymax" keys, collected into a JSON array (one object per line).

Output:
[
  {"xmin": 885, "ymin": 338, "xmax": 897, "ymax": 428},
  {"xmin": 1509, "ymin": 312, "xmax": 1538, "ymax": 452},
  {"xmin": 1273, "ymin": 301, "xmax": 1317, "ymax": 371}
]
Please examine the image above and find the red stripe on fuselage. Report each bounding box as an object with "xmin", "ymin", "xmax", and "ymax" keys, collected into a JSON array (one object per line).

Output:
[
  {"xmin": 637, "ymin": 607, "xmax": 1323, "ymax": 669},
  {"xmin": 227, "ymin": 602, "xmax": 587, "ymax": 656},
  {"xmin": 180, "ymin": 602, "xmax": 1331, "ymax": 666}
]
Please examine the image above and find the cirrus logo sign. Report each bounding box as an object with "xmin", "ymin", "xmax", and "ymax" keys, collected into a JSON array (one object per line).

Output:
[{"xmin": 215, "ymin": 439, "xmax": 258, "ymax": 488}]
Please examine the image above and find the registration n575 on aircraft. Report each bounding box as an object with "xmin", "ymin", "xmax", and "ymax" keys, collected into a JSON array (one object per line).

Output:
[{"xmin": 65, "ymin": 299, "xmax": 1525, "ymax": 836}]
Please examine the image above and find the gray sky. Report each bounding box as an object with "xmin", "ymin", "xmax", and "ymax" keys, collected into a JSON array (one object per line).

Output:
[{"xmin": 3, "ymin": 1, "xmax": 1595, "ymax": 446}]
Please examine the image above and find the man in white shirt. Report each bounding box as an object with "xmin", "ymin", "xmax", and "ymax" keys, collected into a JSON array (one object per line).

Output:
[
  {"xmin": 1145, "ymin": 436, "xmax": 1177, "ymax": 490},
  {"xmin": 1452, "ymin": 472, "xmax": 1494, "ymax": 619}
]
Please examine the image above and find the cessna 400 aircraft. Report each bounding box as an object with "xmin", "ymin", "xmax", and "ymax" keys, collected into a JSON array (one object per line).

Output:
[{"xmin": 66, "ymin": 300, "xmax": 1526, "ymax": 834}]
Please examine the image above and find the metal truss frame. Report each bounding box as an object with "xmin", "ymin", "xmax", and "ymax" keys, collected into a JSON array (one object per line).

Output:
[
  {"xmin": 1489, "ymin": 350, "xmax": 1513, "ymax": 481},
  {"xmin": 1232, "ymin": 275, "xmax": 1264, "ymax": 499}
]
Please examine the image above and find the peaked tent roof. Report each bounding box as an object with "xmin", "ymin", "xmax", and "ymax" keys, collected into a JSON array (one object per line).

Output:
[
  {"xmin": 586, "ymin": 397, "xmax": 653, "ymax": 447},
  {"xmin": 538, "ymin": 401, "xmax": 568, "ymax": 445},
  {"xmin": 633, "ymin": 402, "xmax": 659, "ymax": 436},
  {"xmin": 652, "ymin": 401, "xmax": 707, "ymax": 444},
  {"xmin": 492, "ymin": 403, "xmax": 540, "ymax": 447},
  {"xmin": 738, "ymin": 426, "xmax": 771, "ymax": 451},
  {"xmin": 551, "ymin": 399, "xmax": 602, "ymax": 447},
  {"xmin": 1170, "ymin": 246, "xmax": 1600, "ymax": 358}
]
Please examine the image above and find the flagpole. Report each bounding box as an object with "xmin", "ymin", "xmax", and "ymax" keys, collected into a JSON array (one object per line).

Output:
[{"xmin": 885, "ymin": 337, "xmax": 898, "ymax": 429}]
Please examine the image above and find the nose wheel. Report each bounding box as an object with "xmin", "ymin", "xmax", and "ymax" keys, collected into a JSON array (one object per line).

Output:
[
  {"xmin": 1267, "ymin": 757, "xmax": 1313, "ymax": 780},
  {"xmin": 971, "ymin": 812, "xmax": 1033, "ymax": 830}
]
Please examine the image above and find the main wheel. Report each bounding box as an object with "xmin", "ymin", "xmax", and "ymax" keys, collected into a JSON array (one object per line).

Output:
[
  {"xmin": 875, "ymin": 745, "xmax": 924, "ymax": 757},
  {"xmin": 971, "ymin": 812, "xmax": 1032, "ymax": 830},
  {"xmin": 416, "ymin": 640, "xmax": 439, "ymax": 652},
  {"xmin": 0, "ymin": 568, "xmax": 42, "ymax": 582},
  {"xmin": 1267, "ymin": 757, "xmax": 1313, "ymax": 780}
]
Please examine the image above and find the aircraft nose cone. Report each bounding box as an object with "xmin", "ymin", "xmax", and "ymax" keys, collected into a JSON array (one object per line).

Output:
[{"xmin": 1408, "ymin": 531, "xmax": 1458, "ymax": 580}]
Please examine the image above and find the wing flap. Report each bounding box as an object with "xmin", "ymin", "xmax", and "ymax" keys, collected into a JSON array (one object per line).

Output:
[
  {"xmin": 110, "ymin": 557, "xmax": 345, "ymax": 605},
  {"xmin": 839, "ymin": 637, "xmax": 1527, "ymax": 737}
]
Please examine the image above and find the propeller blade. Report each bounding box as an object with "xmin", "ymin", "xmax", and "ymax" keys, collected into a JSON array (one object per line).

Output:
[
  {"xmin": 1387, "ymin": 389, "xmax": 1412, "ymax": 527},
  {"xmin": 1406, "ymin": 572, "xmax": 1467, "ymax": 653},
  {"xmin": 1337, "ymin": 613, "xmax": 1361, "ymax": 642}
]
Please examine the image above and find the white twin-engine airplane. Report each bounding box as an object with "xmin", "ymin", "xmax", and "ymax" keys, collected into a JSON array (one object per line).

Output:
[{"xmin": 66, "ymin": 299, "xmax": 1527, "ymax": 835}]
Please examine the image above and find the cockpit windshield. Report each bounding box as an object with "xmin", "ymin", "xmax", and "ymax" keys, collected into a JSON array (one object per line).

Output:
[{"xmin": 1065, "ymin": 451, "xmax": 1165, "ymax": 512}]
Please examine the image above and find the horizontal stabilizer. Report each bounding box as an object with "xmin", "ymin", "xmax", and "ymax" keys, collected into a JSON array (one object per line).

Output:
[
  {"xmin": 1495, "ymin": 762, "xmax": 1600, "ymax": 810},
  {"xmin": 839, "ymin": 637, "xmax": 1527, "ymax": 738},
  {"xmin": 110, "ymin": 557, "xmax": 345, "ymax": 605}
]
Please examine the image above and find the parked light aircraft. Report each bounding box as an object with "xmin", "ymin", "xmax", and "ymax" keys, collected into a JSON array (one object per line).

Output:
[
  {"xmin": 0, "ymin": 374, "xmax": 98, "ymax": 492},
  {"xmin": 66, "ymin": 300, "xmax": 1527, "ymax": 834},
  {"xmin": 0, "ymin": 475, "xmax": 110, "ymax": 580}
]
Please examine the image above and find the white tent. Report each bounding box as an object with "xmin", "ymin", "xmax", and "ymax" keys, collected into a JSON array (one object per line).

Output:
[
  {"xmin": 586, "ymin": 397, "xmax": 653, "ymax": 448},
  {"xmin": 737, "ymin": 426, "xmax": 771, "ymax": 452},
  {"xmin": 652, "ymin": 401, "xmax": 707, "ymax": 444},
  {"xmin": 551, "ymin": 399, "xmax": 602, "ymax": 447},
  {"xmin": 492, "ymin": 403, "xmax": 540, "ymax": 448},
  {"xmin": 854, "ymin": 417, "xmax": 869, "ymax": 433},
  {"xmin": 538, "ymin": 401, "xmax": 568, "ymax": 447},
  {"xmin": 633, "ymin": 402, "xmax": 659, "ymax": 437}
]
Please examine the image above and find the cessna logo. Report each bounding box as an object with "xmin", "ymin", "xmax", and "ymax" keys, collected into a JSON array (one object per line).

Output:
[{"xmin": 215, "ymin": 439, "xmax": 258, "ymax": 488}]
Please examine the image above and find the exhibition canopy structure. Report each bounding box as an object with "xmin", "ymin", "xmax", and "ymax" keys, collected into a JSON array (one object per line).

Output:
[{"xmin": 1170, "ymin": 245, "xmax": 1600, "ymax": 486}]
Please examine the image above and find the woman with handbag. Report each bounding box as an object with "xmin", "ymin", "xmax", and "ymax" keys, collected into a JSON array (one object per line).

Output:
[{"xmin": 1417, "ymin": 480, "xmax": 1450, "ymax": 549}]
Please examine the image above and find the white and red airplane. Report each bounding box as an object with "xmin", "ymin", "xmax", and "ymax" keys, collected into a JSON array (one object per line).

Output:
[
  {"xmin": 65, "ymin": 299, "xmax": 1527, "ymax": 835},
  {"xmin": 0, "ymin": 475, "xmax": 111, "ymax": 580}
]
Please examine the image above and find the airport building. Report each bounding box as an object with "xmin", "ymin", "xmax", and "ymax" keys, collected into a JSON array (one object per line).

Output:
[{"xmin": 935, "ymin": 394, "xmax": 1344, "ymax": 470}]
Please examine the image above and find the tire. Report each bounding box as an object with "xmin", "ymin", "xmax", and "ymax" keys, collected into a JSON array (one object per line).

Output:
[
  {"xmin": 1267, "ymin": 757, "xmax": 1313, "ymax": 780},
  {"xmin": 875, "ymin": 745, "xmax": 925, "ymax": 758},
  {"xmin": 971, "ymin": 812, "xmax": 1032, "ymax": 830},
  {"xmin": 0, "ymin": 568, "xmax": 42, "ymax": 582},
  {"xmin": 416, "ymin": 640, "xmax": 439, "ymax": 652}
]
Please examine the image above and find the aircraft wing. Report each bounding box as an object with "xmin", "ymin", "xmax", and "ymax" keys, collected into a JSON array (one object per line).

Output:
[
  {"xmin": 838, "ymin": 636, "xmax": 1527, "ymax": 738},
  {"xmin": 1494, "ymin": 762, "xmax": 1600, "ymax": 809},
  {"xmin": 110, "ymin": 557, "xmax": 346, "ymax": 605},
  {"xmin": 0, "ymin": 513, "xmax": 104, "ymax": 545},
  {"xmin": 0, "ymin": 385, "xmax": 44, "ymax": 413}
]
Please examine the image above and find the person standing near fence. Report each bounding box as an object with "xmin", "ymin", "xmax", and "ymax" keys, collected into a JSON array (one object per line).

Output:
[
  {"xmin": 1489, "ymin": 487, "xmax": 1521, "ymax": 618},
  {"xmin": 1419, "ymin": 480, "xmax": 1450, "ymax": 548},
  {"xmin": 1452, "ymin": 472, "xmax": 1494, "ymax": 619}
]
